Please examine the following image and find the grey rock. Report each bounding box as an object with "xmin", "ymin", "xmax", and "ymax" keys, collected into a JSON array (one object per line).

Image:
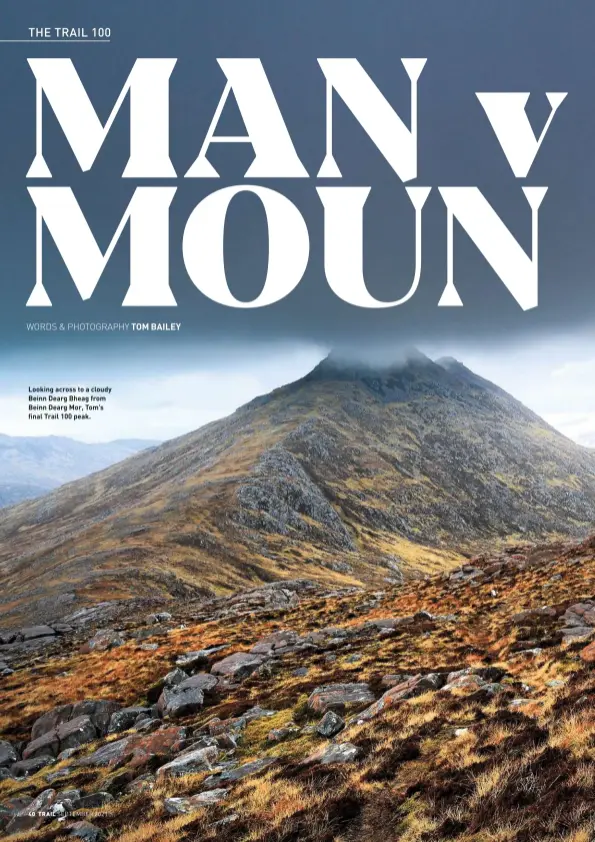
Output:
[
  {"xmin": 5, "ymin": 788, "xmax": 55, "ymax": 833},
  {"xmin": 175, "ymin": 645, "xmax": 228, "ymax": 670},
  {"xmin": 202, "ymin": 756, "xmax": 278, "ymax": 789},
  {"xmin": 146, "ymin": 612, "xmax": 172, "ymax": 624},
  {"xmin": 71, "ymin": 792, "xmax": 114, "ymax": 810},
  {"xmin": 211, "ymin": 652, "xmax": 264, "ymax": 681},
  {"xmin": 156, "ymin": 745, "xmax": 219, "ymax": 778},
  {"xmin": 0, "ymin": 739, "xmax": 18, "ymax": 768},
  {"xmin": 11, "ymin": 754, "xmax": 54, "ymax": 777},
  {"xmin": 58, "ymin": 715, "xmax": 98, "ymax": 752},
  {"xmin": 159, "ymin": 685, "xmax": 205, "ymax": 719},
  {"xmin": 69, "ymin": 821, "xmax": 106, "ymax": 842},
  {"xmin": 242, "ymin": 705, "xmax": 277, "ymax": 722},
  {"xmin": 308, "ymin": 742, "xmax": 361, "ymax": 765},
  {"xmin": 307, "ymin": 683, "xmax": 375, "ymax": 714},
  {"xmin": 316, "ymin": 711, "xmax": 345, "ymax": 738},
  {"xmin": 20, "ymin": 625, "xmax": 56, "ymax": 640},
  {"xmin": 109, "ymin": 707, "xmax": 152, "ymax": 734},
  {"xmin": 164, "ymin": 789, "xmax": 228, "ymax": 815},
  {"xmin": 30, "ymin": 700, "xmax": 120, "ymax": 742},
  {"xmin": 135, "ymin": 718, "xmax": 162, "ymax": 733},
  {"xmin": 87, "ymin": 629, "xmax": 123, "ymax": 651}
]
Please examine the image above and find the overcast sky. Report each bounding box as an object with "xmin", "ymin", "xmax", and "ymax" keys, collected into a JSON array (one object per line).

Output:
[
  {"xmin": 2, "ymin": 337, "xmax": 594, "ymax": 447},
  {"xmin": 0, "ymin": 1, "xmax": 594, "ymax": 447}
]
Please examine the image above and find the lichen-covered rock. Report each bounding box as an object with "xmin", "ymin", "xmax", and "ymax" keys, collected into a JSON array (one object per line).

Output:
[
  {"xmin": 355, "ymin": 675, "xmax": 427, "ymax": 721},
  {"xmin": 306, "ymin": 742, "xmax": 361, "ymax": 765},
  {"xmin": 164, "ymin": 789, "xmax": 228, "ymax": 815},
  {"xmin": 564, "ymin": 602, "xmax": 595, "ymax": 628},
  {"xmin": 316, "ymin": 710, "xmax": 345, "ymax": 738},
  {"xmin": 156, "ymin": 745, "xmax": 219, "ymax": 778},
  {"xmin": 307, "ymin": 683, "xmax": 375, "ymax": 714}
]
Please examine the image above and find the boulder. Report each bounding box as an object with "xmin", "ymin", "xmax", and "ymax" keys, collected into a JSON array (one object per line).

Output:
[
  {"xmin": 250, "ymin": 630, "xmax": 301, "ymax": 655},
  {"xmin": 158, "ymin": 685, "xmax": 205, "ymax": 719},
  {"xmin": 211, "ymin": 652, "xmax": 264, "ymax": 681},
  {"xmin": 31, "ymin": 704, "xmax": 74, "ymax": 741},
  {"xmin": 316, "ymin": 711, "xmax": 345, "ymax": 738},
  {"xmin": 202, "ymin": 757, "xmax": 278, "ymax": 789},
  {"xmin": 564, "ymin": 602, "xmax": 595, "ymax": 627},
  {"xmin": 175, "ymin": 645, "xmax": 228, "ymax": 670},
  {"xmin": 31, "ymin": 700, "xmax": 120, "ymax": 742},
  {"xmin": 22, "ymin": 730, "xmax": 60, "ymax": 760},
  {"xmin": 356, "ymin": 675, "xmax": 430, "ymax": 721},
  {"xmin": 156, "ymin": 745, "xmax": 219, "ymax": 778},
  {"xmin": 58, "ymin": 716, "xmax": 98, "ymax": 753},
  {"xmin": 11, "ymin": 755, "xmax": 54, "ymax": 777},
  {"xmin": 5, "ymin": 788, "xmax": 55, "ymax": 834},
  {"xmin": 20, "ymin": 625, "xmax": 56, "ymax": 641},
  {"xmin": 306, "ymin": 742, "xmax": 360, "ymax": 765},
  {"xmin": 0, "ymin": 740, "xmax": 18, "ymax": 768},
  {"xmin": 76, "ymin": 725, "xmax": 186, "ymax": 769},
  {"xmin": 69, "ymin": 821, "xmax": 106, "ymax": 842},
  {"xmin": 109, "ymin": 707, "xmax": 152, "ymax": 734},
  {"xmin": 87, "ymin": 629, "xmax": 124, "ymax": 651},
  {"xmin": 25, "ymin": 713, "xmax": 102, "ymax": 759},
  {"xmin": 146, "ymin": 612, "xmax": 172, "ymax": 624},
  {"xmin": 71, "ymin": 792, "xmax": 114, "ymax": 810},
  {"xmin": 307, "ymin": 683, "xmax": 375, "ymax": 714},
  {"xmin": 146, "ymin": 667, "xmax": 188, "ymax": 703},
  {"xmin": 164, "ymin": 789, "xmax": 228, "ymax": 815},
  {"xmin": 580, "ymin": 639, "xmax": 595, "ymax": 663},
  {"xmin": 267, "ymin": 726, "xmax": 300, "ymax": 743}
]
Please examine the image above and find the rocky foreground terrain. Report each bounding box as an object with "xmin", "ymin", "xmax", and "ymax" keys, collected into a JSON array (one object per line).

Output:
[
  {"xmin": 3, "ymin": 533, "xmax": 595, "ymax": 840},
  {"xmin": 1, "ymin": 351, "xmax": 595, "ymax": 627}
]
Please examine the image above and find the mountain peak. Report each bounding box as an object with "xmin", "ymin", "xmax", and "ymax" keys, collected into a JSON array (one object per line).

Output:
[{"xmin": 304, "ymin": 347, "xmax": 433, "ymax": 383}]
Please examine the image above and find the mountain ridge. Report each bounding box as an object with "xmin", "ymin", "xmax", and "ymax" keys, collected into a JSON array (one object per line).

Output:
[
  {"xmin": 0, "ymin": 434, "xmax": 160, "ymax": 508},
  {"xmin": 0, "ymin": 351, "xmax": 594, "ymax": 627}
]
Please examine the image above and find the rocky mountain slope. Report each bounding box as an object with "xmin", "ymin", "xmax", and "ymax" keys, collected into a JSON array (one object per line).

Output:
[
  {"xmin": 0, "ymin": 351, "xmax": 594, "ymax": 628},
  {"xmin": 2, "ymin": 533, "xmax": 595, "ymax": 841},
  {"xmin": 0, "ymin": 436, "xmax": 159, "ymax": 508}
]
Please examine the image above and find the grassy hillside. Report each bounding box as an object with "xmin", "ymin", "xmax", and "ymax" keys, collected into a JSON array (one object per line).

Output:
[{"xmin": 0, "ymin": 352, "xmax": 593, "ymax": 627}]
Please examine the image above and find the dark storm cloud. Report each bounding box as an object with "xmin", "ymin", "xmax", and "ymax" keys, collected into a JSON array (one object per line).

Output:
[{"xmin": 1, "ymin": 0, "xmax": 594, "ymax": 356}]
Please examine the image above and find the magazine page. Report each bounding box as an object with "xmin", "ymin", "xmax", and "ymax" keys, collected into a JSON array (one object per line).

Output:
[{"xmin": 1, "ymin": 2, "xmax": 594, "ymax": 840}]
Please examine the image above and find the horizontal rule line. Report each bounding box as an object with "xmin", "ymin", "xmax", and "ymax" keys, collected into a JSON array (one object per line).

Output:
[{"xmin": 0, "ymin": 39, "xmax": 111, "ymax": 43}]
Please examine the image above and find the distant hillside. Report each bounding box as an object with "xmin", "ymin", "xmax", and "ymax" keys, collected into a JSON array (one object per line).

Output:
[
  {"xmin": 0, "ymin": 435, "xmax": 159, "ymax": 507},
  {"xmin": 0, "ymin": 350, "xmax": 594, "ymax": 627}
]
